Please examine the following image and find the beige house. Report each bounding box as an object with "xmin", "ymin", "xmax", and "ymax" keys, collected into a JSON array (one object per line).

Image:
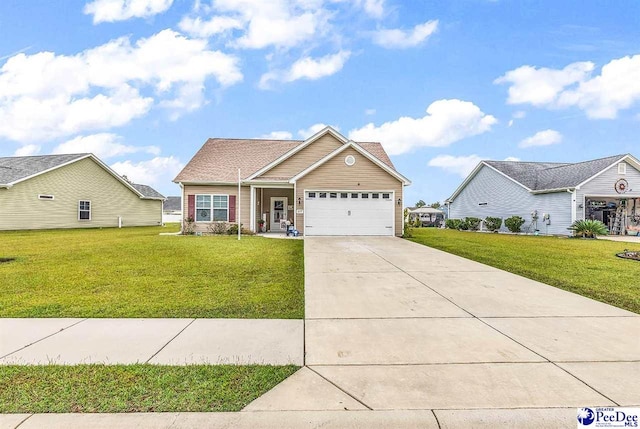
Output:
[
  {"xmin": 174, "ymin": 127, "xmax": 411, "ymax": 236},
  {"xmin": 0, "ymin": 153, "xmax": 165, "ymax": 231}
]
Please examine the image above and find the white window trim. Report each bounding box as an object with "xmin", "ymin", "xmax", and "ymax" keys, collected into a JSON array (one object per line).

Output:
[
  {"xmin": 78, "ymin": 200, "xmax": 91, "ymax": 221},
  {"xmin": 618, "ymin": 162, "xmax": 627, "ymax": 174},
  {"xmin": 38, "ymin": 194, "xmax": 55, "ymax": 200},
  {"xmin": 195, "ymin": 194, "xmax": 230, "ymax": 222}
]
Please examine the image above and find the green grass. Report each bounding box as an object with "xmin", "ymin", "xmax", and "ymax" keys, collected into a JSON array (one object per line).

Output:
[
  {"xmin": 0, "ymin": 226, "xmax": 304, "ymax": 318},
  {"xmin": 408, "ymin": 228, "xmax": 640, "ymax": 314},
  {"xmin": 0, "ymin": 364, "xmax": 298, "ymax": 413}
]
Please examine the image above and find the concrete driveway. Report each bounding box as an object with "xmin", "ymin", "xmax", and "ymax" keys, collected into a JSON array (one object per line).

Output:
[{"xmin": 246, "ymin": 236, "xmax": 640, "ymax": 426}]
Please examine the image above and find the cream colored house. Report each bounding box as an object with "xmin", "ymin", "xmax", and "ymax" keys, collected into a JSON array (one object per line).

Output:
[
  {"xmin": 174, "ymin": 127, "xmax": 411, "ymax": 236},
  {"xmin": 0, "ymin": 153, "xmax": 165, "ymax": 231}
]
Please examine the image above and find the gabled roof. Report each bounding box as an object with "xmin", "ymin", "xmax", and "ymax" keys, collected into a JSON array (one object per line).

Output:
[
  {"xmin": 447, "ymin": 154, "xmax": 638, "ymax": 202},
  {"xmin": 173, "ymin": 127, "xmax": 397, "ymax": 183},
  {"xmin": 0, "ymin": 153, "xmax": 89, "ymax": 185},
  {"xmin": 0, "ymin": 153, "xmax": 164, "ymax": 200}
]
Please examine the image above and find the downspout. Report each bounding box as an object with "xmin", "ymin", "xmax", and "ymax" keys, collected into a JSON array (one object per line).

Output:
[
  {"xmin": 568, "ymin": 189, "xmax": 577, "ymax": 224},
  {"xmin": 179, "ymin": 182, "xmax": 184, "ymax": 234}
]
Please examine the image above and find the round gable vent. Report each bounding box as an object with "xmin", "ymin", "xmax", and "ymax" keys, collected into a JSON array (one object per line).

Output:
[{"xmin": 345, "ymin": 155, "xmax": 356, "ymax": 166}]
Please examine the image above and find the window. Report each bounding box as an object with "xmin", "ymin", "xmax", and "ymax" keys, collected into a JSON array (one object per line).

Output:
[
  {"xmin": 382, "ymin": 193, "xmax": 390, "ymax": 199},
  {"xmin": 618, "ymin": 163, "xmax": 627, "ymax": 174},
  {"xmin": 329, "ymin": 192, "xmax": 337, "ymax": 198},
  {"xmin": 308, "ymin": 192, "xmax": 316, "ymax": 198},
  {"xmin": 361, "ymin": 193, "xmax": 369, "ymax": 199},
  {"xmin": 196, "ymin": 195, "xmax": 211, "ymax": 221},
  {"xmin": 78, "ymin": 200, "xmax": 91, "ymax": 220},
  {"xmin": 351, "ymin": 193, "xmax": 358, "ymax": 198},
  {"xmin": 319, "ymin": 192, "xmax": 327, "ymax": 198},
  {"xmin": 213, "ymin": 195, "xmax": 229, "ymax": 221},
  {"xmin": 38, "ymin": 194, "xmax": 54, "ymax": 200},
  {"xmin": 372, "ymin": 193, "xmax": 380, "ymax": 199},
  {"xmin": 340, "ymin": 193, "xmax": 348, "ymax": 198}
]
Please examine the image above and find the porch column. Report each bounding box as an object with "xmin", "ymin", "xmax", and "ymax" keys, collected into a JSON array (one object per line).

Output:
[{"xmin": 250, "ymin": 185, "xmax": 256, "ymax": 232}]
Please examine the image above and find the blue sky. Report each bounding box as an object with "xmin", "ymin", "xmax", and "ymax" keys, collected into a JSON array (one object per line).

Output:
[{"xmin": 0, "ymin": 0, "xmax": 639, "ymax": 204}]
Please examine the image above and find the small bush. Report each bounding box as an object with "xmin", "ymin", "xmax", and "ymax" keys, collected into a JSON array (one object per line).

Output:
[
  {"xmin": 504, "ymin": 216, "xmax": 525, "ymax": 233},
  {"xmin": 445, "ymin": 219, "xmax": 461, "ymax": 230},
  {"xmin": 484, "ymin": 217, "xmax": 502, "ymax": 232},
  {"xmin": 568, "ymin": 219, "xmax": 608, "ymax": 238},
  {"xmin": 458, "ymin": 220, "xmax": 470, "ymax": 230},
  {"xmin": 413, "ymin": 218, "xmax": 422, "ymax": 228},
  {"xmin": 182, "ymin": 217, "xmax": 195, "ymax": 235},
  {"xmin": 208, "ymin": 222, "xmax": 229, "ymax": 235},
  {"xmin": 403, "ymin": 221, "xmax": 413, "ymax": 238},
  {"xmin": 464, "ymin": 217, "xmax": 482, "ymax": 231}
]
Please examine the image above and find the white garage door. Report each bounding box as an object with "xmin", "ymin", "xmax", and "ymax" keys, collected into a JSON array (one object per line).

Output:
[{"xmin": 304, "ymin": 191, "xmax": 395, "ymax": 236}]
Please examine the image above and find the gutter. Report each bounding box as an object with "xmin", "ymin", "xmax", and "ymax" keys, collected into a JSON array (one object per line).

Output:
[{"xmin": 530, "ymin": 187, "xmax": 575, "ymax": 195}]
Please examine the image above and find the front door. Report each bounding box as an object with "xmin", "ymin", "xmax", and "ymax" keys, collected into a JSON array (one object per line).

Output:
[{"xmin": 270, "ymin": 197, "xmax": 288, "ymax": 231}]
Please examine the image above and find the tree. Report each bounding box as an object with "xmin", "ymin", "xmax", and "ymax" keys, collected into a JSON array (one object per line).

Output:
[
  {"xmin": 415, "ymin": 200, "xmax": 426, "ymax": 208},
  {"xmin": 429, "ymin": 202, "xmax": 441, "ymax": 209}
]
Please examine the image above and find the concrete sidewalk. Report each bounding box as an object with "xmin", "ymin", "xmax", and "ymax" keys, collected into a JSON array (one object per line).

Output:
[{"xmin": 0, "ymin": 318, "xmax": 303, "ymax": 365}]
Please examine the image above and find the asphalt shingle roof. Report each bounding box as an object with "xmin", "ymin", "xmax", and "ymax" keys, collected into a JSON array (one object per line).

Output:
[
  {"xmin": 131, "ymin": 183, "xmax": 165, "ymax": 199},
  {"xmin": 0, "ymin": 153, "xmax": 89, "ymax": 185},
  {"xmin": 173, "ymin": 137, "xmax": 396, "ymax": 183},
  {"xmin": 163, "ymin": 196, "xmax": 182, "ymax": 211},
  {"xmin": 485, "ymin": 154, "xmax": 628, "ymax": 191}
]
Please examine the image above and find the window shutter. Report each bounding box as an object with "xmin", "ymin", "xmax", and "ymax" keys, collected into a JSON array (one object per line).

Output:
[
  {"xmin": 229, "ymin": 195, "xmax": 237, "ymax": 223},
  {"xmin": 187, "ymin": 195, "xmax": 195, "ymax": 219}
]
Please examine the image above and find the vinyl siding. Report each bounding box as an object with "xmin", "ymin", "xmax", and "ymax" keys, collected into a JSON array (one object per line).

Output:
[
  {"xmin": 449, "ymin": 165, "xmax": 572, "ymax": 235},
  {"xmin": 576, "ymin": 161, "xmax": 640, "ymax": 220},
  {"xmin": 182, "ymin": 184, "xmax": 251, "ymax": 233},
  {"xmin": 0, "ymin": 158, "xmax": 162, "ymax": 230},
  {"xmin": 295, "ymin": 147, "xmax": 404, "ymax": 236},
  {"xmin": 257, "ymin": 134, "xmax": 343, "ymax": 179}
]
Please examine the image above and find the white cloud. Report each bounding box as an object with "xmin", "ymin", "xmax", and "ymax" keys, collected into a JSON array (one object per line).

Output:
[
  {"xmin": 496, "ymin": 54, "xmax": 640, "ymax": 119},
  {"xmin": 178, "ymin": 15, "xmax": 243, "ymax": 38},
  {"xmin": 13, "ymin": 144, "xmax": 41, "ymax": 156},
  {"xmin": 0, "ymin": 30, "xmax": 242, "ymax": 142},
  {"xmin": 519, "ymin": 129, "xmax": 563, "ymax": 148},
  {"xmin": 259, "ymin": 131, "xmax": 293, "ymax": 140},
  {"xmin": 372, "ymin": 20, "xmax": 438, "ymax": 49},
  {"xmin": 84, "ymin": 0, "xmax": 174, "ymax": 23},
  {"xmin": 354, "ymin": 0, "xmax": 385, "ymax": 18},
  {"xmin": 53, "ymin": 134, "xmax": 160, "ymax": 159},
  {"xmin": 298, "ymin": 123, "xmax": 339, "ymax": 139},
  {"xmin": 428, "ymin": 154, "xmax": 483, "ymax": 177},
  {"xmin": 259, "ymin": 51, "xmax": 351, "ymax": 88},
  {"xmin": 365, "ymin": 108, "xmax": 376, "ymax": 115},
  {"xmin": 110, "ymin": 156, "xmax": 183, "ymax": 187},
  {"xmin": 348, "ymin": 99, "xmax": 497, "ymax": 155},
  {"xmin": 504, "ymin": 156, "xmax": 520, "ymax": 161},
  {"xmin": 508, "ymin": 120, "xmax": 514, "ymax": 127}
]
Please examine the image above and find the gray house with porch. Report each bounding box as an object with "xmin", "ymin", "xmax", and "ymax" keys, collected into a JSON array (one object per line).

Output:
[{"xmin": 445, "ymin": 154, "xmax": 640, "ymax": 236}]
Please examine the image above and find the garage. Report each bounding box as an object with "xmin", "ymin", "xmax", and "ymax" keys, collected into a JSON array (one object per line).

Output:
[{"xmin": 304, "ymin": 191, "xmax": 395, "ymax": 236}]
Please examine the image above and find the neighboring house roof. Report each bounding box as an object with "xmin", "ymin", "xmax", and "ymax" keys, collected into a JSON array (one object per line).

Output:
[
  {"xmin": 448, "ymin": 154, "xmax": 639, "ymax": 202},
  {"xmin": 409, "ymin": 207, "xmax": 444, "ymax": 214},
  {"xmin": 163, "ymin": 196, "xmax": 182, "ymax": 211},
  {"xmin": 0, "ymin": 153, "xmax": 164, "ymax": 200},
  {"xmin": 173, "ymin": 127, "xmax": 397, "ymax": 183},
  {"xmin": 131, "ymin": 183, "xmax": 165, "ymax": 200}
]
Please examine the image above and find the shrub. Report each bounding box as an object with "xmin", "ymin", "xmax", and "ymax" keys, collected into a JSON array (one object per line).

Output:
[
  {"xmin": 464, "ymin": 217, "xmax": 482, "ymax": 231},
  {"xmin": 182, "ymin": 216, "xmax": 195, "ymax": 235},
  {"xmin": 568, "ymin": 219, "xmax": 608, "ymax": 238},
  {"xmin": 484, "ymin": 217, "xmax": 502, "ymax": 232},
  {"xmin": 458, "ymin": 220, "xmax": 470, "ymax": 230},
  {"xmin": 403, "ymin": 220, "xmax": 413, "ymax": 238},
  {"xmin": 208, "ymin": 222, "xmax": 229, "ymax": 235},
  {"xmin": 445, "ymin": 219, "xmax": 462, "ymax": 230},
  {"xmin": 413, "ymin": 218, "xmax": 422, "ymax": 228},
  {"xmin": 504, "ymin": 216, "xmax": 525, "ymax": 233}
]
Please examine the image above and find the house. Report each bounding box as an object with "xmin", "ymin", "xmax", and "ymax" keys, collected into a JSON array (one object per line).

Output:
[
  {"xmin": 407, "ymin": 207, "xmax": 445, "ymax": 227},
  {"xmin": 0, "ymin": 153, "xmax": 165, "ymax": 230},
  {"xmin": 173, "ymin": 127, "xmax": 411, "ymax": 236},
  {"xmin": 162, "ymin": 196, "xmax": 182, "ymax": 223},
  {"xmin": 445, "ymin": 154, "xmax": 640, "ymax": 235}
]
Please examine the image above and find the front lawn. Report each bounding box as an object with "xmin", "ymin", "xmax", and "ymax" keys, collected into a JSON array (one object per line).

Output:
[
  {"xmin": 0, "ymin": 364, "xmax": 298, "ymax": 413},
  {"xmin": 408, "ymin": 229, "xmax": 640, "ymax": 314},
  {"xmin": 0, "ymin": 226, "xmax": 304, "ymax": 318}
]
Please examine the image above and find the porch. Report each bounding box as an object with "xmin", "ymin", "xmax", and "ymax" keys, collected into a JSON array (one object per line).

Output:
[{"xmin": 250, "ymin": 185, "xmax": 295, "ymax": 233}]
